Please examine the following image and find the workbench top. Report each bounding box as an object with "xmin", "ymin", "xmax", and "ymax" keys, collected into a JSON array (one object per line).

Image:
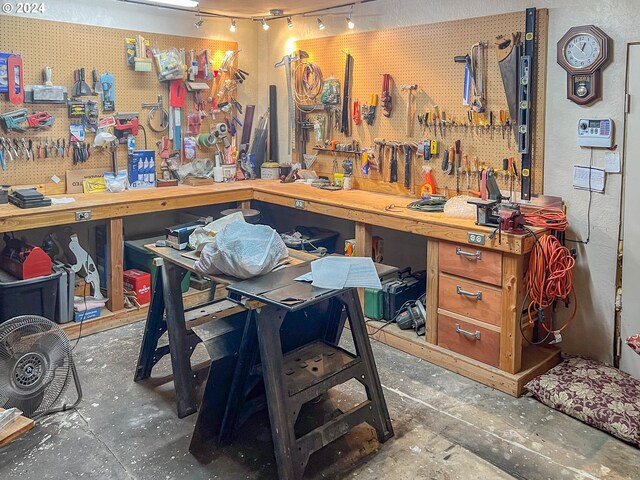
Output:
[{"xmin": 0, "ymin": 180, "xmax": 541, "ymax": 254}]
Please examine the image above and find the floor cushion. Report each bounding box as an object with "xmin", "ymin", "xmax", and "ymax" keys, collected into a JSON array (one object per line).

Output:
[
  {"xmin": 525, "ymin": 356, "xmax": 640, "ymax": 447},
  {"xmin": 627, "ymin": 334, "xmax": 640, "ymax": 355}
]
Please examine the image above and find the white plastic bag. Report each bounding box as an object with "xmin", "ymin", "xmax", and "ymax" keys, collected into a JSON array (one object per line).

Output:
[
  {"xmin": 189, "ymin": 211, "xmax": 245, "ymax": 251},
  {"xmin": 194, "ymin": 222, "xmax": 289, "ymax": 279}
]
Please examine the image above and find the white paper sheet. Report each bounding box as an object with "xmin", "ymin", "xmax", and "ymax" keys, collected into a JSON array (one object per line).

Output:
[
  {"xmin": 305, "ymin": 257, "xmax": 383, "ymax": 290},
  {"xmin": 341, "ymin": 257, "xmax": 383, "ymax": 289},
  {"xmin": 295, "ymin": 271, "xmax": 313, "ymax": 282},
  {"xmin": 573, "ymin": 165, "xmax": 605, "ymax": 192},
  {"xmin": 311, "ymin": 258, "xmax": 349, "ymax": 289},
  {"xmin": 604, "ymin": 152, "xmax": 621, "ymax": 173}
]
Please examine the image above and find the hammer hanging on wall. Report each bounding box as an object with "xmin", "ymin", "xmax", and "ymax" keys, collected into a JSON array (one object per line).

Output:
[
  {"xmin": 403, "ymin": 142, "xmax": 419, "ymax": 192},
  {"xmin": 400, "ymin": 84, "xmax": 417, "ymax": 137}
]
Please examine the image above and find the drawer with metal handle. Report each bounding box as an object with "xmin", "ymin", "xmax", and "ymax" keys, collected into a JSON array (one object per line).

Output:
[
  {"xmin": 438, "ymin": 273, "xmax": 502, "ymax": 327},
  {"xmin": 438, "ymin": 241, "xmax": 502, "ymax": 286},
  {"xmin": 437, "ymin": 313, "xmax": 500, "ymax": 367}
]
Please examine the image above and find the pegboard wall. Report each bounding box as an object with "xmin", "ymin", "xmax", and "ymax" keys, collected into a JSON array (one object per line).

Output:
[
  {"xmin": 295, "ymin": 10, "xmax": 548, "ymax": 198},
  {"xmin": 0, "ymin": 15, "xmax": 237, "ymax": 190}
]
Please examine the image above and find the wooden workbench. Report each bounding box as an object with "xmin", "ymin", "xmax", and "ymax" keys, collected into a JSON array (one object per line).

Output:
[{"xmin": 0, "ymin": 180, "xmax": 558, "ymax": 395}]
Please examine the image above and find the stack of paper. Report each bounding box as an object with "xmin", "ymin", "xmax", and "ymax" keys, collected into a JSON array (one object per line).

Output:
[{"xmin": 296, "ymin": 257, "xmax": 382, "ymax": 290}]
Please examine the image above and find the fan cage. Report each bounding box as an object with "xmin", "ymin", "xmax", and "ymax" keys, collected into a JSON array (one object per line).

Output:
[{"xmin": 0, "ymin": 315, "xmax": 74, "ymax": 418}]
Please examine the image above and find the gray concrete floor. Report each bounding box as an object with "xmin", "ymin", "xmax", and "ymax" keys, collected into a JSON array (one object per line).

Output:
[{"xmin": 1, "ymin": 321, "xmax": 638, "ymax": 480}]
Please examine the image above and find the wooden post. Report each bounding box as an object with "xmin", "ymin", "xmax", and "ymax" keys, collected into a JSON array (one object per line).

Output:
[
  {"xmin": 500, "ymin": 253, "xmax": 524, "ymax": 373},
  {"xmin": 237, "ymin": 200, "xmax": 251, "ymax": 209},
  {"xmin": 354, "ymin": 222, "xmax": 372, "ymax": 311},
  {"xmin": 107, "ymin": 217, "xmax": 124, "ymax": 313},
  {"xmin": 426, "ymin": 239, "xmax": 439, "ymax": 345}
]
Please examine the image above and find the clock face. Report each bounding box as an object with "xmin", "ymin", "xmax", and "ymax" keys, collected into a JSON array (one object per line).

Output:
[{"xmin": 564, "ymin": 34, "xmax": 600, "ymax": 68}]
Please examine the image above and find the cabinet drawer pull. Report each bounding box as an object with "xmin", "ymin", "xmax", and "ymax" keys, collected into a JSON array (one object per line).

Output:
[
  {"xmin": 456, "ymin": 285, "xmax": 483, "ymax": 300},
  {"xmin": 455, "ymin": 324, "xmax": 481, "ymax": 340},
  {"xmin": 455, "ymin": 246, "xmax": 481, "ymax": 260}
]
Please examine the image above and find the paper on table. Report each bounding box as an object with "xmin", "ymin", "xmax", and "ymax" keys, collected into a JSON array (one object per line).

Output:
[
  {"xmin": 341, "ymin": 257, "xmax": 383, "ymax": 289},
  {"xmin": 50, "ymin": 197, "xmax": 76, "ymax": 204},
  {"xmin": 295, "ymin": 271, "xmax": 313, "ymax": 282},
  {"xmin": 573, "ymin": 165, "xmax": 605, "ymax": 192},
  {"xmin": 307, "ymin": 257, "xmax": 383, "ymax": 290},
  {"xmin": 311, "ymin": 258, "xmax": 349, "ymax": 289}
]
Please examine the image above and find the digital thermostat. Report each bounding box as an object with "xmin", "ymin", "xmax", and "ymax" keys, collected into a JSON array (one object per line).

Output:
[{"xmin": 577, "ymin": 118, "xmax": 613, "ymax": 148}]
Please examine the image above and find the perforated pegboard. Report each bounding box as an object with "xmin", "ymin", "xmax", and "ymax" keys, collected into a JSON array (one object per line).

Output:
[
  {"xmin": 295, "ymin": 10, "xmax": 548, "ymax": 197},
  {"xmin": 0, "ymin": 16, "xmax": 237, "ymax": 189}
]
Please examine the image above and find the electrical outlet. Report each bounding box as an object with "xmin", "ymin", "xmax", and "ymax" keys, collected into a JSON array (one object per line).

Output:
[
  {"xmin": 467, "ymin": 232, "xmax": 485, "ymax": 245},
  {"xmin": 75, "ymin": 210, "xmax": 92, "ymax": 221},
  {"xmin": 294, "ymin": 199, "xmax": 305, "ymax": 210}
]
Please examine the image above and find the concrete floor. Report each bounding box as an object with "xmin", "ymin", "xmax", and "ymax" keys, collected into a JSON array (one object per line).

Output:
[{"xmin": 1, "ymin": 321, "xmax": 638, "ymax": 480}]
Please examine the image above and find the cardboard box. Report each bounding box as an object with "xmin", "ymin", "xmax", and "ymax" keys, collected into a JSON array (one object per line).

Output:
[
  {"xmin": 123, "ymin": 269, "xmax": 152, "ymax": 305},
  {"xmin": 165, "ymin": 221, "xmax": 203, "ymax": 250},
  {"xmin": 0, "ymin": 53, "xmax": 10, "ymax": 93},
  {"xmin": 128, "ymin": 150, "xmax": 156, "ymax": 189},
  {"xmin": 74, "ymin": 306, "xmax": 101, "ymax": 323},
  {"xmin": 66, "ymin": 168, "xmax": 110, "ymax": 194}
]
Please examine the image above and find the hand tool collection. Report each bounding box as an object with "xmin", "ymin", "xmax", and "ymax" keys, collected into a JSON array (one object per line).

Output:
[
  {"xmin": 291, "ymin": 9, "xmax": 539, "ymax": 203},
  {"xmin": 1, "ymin": 42, "xmax": 250, "ymax": 185}
]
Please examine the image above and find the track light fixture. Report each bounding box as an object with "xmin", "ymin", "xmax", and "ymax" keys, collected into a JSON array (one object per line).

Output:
[
  {"xmin": 287, "ymin": 16, "xmax": 293, "ymax": 29},
  {"xmin": 150, "ymin": 0, "xmax": 198, "ymax": 7},
  {"xmin": 317, "ymin": 17, "xmax": 325, "ymax": 30},
  {"xmin": 261, "ymin": 18, "xmax": 269, "ymax": 30},
  {"xmin": 347, "ymin": 5, "xmax": 355, "ymax": 29},
  {"xmin": 230, "ymin": 18, "xmax": 236, "ymax": 32}
]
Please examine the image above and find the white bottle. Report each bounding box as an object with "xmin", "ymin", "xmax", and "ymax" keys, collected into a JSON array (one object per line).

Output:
[
  {"xmin": 149, "ymin": 157, "xmax": 155, "ymax": 185},
  {"xmin": 143, "ymin": 157, "xmax": 150, "ymax": 184},
  {"xmin": 137, "ymin": 156, "xmax": 144, "ymax": 186}
]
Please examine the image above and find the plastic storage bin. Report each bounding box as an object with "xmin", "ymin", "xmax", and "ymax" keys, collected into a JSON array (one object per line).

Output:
[
  {"xmin": 281, "ymin": 226, "xmax": 340, "ymax": 254},
  {"xmin": 124, "ymin": 236, "xmax": 190, "ymax": 293},
  {"xmin": 0, "ymin": 270, "xmax": 61, "ymax": 323}
]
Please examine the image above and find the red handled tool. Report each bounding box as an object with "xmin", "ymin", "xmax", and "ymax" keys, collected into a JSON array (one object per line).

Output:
[
  {"xmin": 170, "ymin": 80, "xmax": 186, "ymax": 108},
  {"xmin": 7, "ymin": 54, "xmax": 24, "ymax": 104},
  {"xmin": 27, "ymin": 112, "xmax": 54, "ymax": 129}
]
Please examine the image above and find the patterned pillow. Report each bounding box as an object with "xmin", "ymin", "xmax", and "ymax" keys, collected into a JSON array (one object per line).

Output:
[
  {"xmin": 525, "ymin": 356, "xmax": 640, "ymax": 447},
  {"xmin": 627, "ymin": 334, "xmax": 640, "ymax": 355}
]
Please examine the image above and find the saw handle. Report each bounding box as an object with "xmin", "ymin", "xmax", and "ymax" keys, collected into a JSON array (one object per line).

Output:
[{"xmin": 44, "ymin": 67, "xmax": 53, "ymax": 86}]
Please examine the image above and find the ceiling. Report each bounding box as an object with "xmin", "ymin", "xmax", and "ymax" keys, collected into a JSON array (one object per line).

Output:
[{"xmin": 196, "ymin": 0, "xmax": 354, "ymax": 17}]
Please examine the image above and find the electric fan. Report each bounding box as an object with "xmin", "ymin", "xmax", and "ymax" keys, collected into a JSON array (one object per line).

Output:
[{"xmin": 0, "ymin": 315, "xmax": 82, "ymax": 419}]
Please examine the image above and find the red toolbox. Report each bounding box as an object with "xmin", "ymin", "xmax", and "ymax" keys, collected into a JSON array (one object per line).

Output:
[
  {"xmin": 123, "ymin": 269, "xmax": 152, "ymax": 305},
  {"xmin": 0, "ymin": 238, "xmax": 52, "ymax": 280}
]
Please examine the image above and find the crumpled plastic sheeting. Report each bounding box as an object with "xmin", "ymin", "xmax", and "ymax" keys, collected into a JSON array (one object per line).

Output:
[
  {"xmin": 188, "ymin": 211, "xmax": 245, "ymax": 251},
  {"xmin": 194, "ymin": 221, "xmax": 289, "ymax": 279}
]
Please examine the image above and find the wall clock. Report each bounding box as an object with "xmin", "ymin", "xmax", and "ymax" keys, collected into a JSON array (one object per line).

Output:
[{"xmin": 557, "ymin": 25, "xmax": 611, "ymax": 105}]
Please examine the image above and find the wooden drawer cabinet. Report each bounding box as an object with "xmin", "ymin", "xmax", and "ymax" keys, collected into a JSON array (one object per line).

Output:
[
  {"xmin": 439, "ymin": 241, "xmax": 502, "ymax": 286},
  {"xmin": 437, "ymin": 313, "xmax": 500, "ymax": 367},
  {"xmin": 438, "ymin": 274, "xmax": 502, "ymax": 327}
]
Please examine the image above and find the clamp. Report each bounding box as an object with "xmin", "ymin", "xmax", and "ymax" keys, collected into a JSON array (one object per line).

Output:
[{"xmin": 142, "ymin": 95, "xmax": 169, "ymax": 132}]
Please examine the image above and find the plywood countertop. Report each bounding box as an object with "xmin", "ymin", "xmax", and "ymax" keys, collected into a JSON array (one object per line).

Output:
[{"xmin": 0, "ymin": 180, "xmax": 543, "ymax": 254}]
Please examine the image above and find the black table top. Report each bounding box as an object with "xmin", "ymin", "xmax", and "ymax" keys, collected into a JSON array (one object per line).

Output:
[{"xmin": 227, "ymin": 260, "xmax": 397, "ymax": 312}]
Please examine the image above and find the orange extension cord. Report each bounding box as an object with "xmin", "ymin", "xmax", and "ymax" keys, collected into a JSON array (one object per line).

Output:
[
  {"xmin": 523, "ymin": 207, "xmax": 568, "ymax": 232},
  {"xmin": 525, "ymin": 233, "xmax": 577, "ymax": 333}
]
